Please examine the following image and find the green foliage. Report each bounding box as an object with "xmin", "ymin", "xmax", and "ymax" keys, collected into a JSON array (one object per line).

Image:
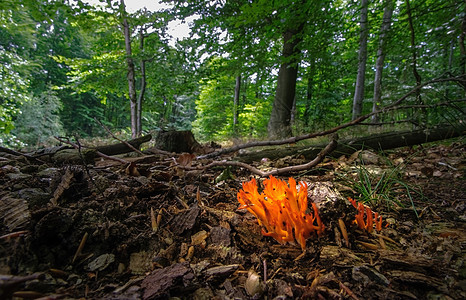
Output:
[
  {"xmin": 0, "ymin": 2, "xmax": 37, "ymax": 134},
  {"xmin": 1, "ymin": 0, "xmax": 465, "ymax": 146},
  {"xmin": 12, "ymin": 87, "xmax": 65, "ymax": 147},
  {"xmin": 192, "ymin": 59, "xmax": 273, "ymax": 141}
]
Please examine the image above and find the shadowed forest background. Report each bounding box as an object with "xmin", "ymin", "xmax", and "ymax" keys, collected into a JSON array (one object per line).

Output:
[{"xmin": 1, "ymin": 0, "xmax": 464, "ymax": 148}]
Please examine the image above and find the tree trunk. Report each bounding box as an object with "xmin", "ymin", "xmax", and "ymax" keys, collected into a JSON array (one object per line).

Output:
[
  {"xmin": 137, "ymin": 28, "xmax": 147, "ymax": 137},
  {"xmin": 405, "ymin": 0, "xmax": 422, "ymax": 95},
  {"xmin": 352, "ymin": 0, "xmax": 369, "ymax": 121},
  {"xmin": 121, "ymin": 0, "xmax": 138, "ymax": 138},
  {"xmin": 268, "ymin": 25, "xmax": 304, "ymax": 139},
  {"xmin": 459, "ymin": 12, "xmax": 466, "ymax": 79},
  {"xmin": 304, "ymin": 59, "xmax": 315, "ymax": 127},
  {"xmin": 405, "ymin": 0, "xmax": 425, "ymax": 126},
  {"xmin": 372, "ymin": 0, "xmax": 394, "ymax": 123},
  {"xmin": 233, "ymin": 75, "xmax": 241, "ymax": 132}
]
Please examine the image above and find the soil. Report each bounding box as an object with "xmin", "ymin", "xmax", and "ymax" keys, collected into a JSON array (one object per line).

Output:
[{"xmin": 0, "ymin": 139, "xmax": 465, "ymax": 300}]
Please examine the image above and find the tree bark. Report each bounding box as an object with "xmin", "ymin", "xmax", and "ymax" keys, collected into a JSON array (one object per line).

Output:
[
  {"xmin": 237, "ymin": 124, "xmax": 465, "ymax": 163},
  {"xmin": 95, "ymin": 134, "xmax": 152, "ymax": 156},
  {"xmin": 352, "ymin": 0, "xmax": 369, "ymax": 120},
  {"xmin": 268, "ymin": 25, "xmax": 304, "ymax": 139},
  {"xmin": 459, "ymin": 12, "xmax": 466, "ymax": 79},
  {"xmin": 121, "ymin": 0, "xmax": 138, "ymax": 138},
  {"xmin": 137, "ymin": 28, "xmax": 147, "ymax": 137},
  {"xmin": 405, "ymin": 0, "xmax": 422, "ymax": 100},
  {"xmin": 304, "ymin": 58, "xmax": 315, "ymax": 127},
  {"xmin": 233, "ymin": 75, "xmax": 241, "ymax": 132},
  {"xmin": 372, "ymin": 0, "xmax": 394, "ymax": 123}
]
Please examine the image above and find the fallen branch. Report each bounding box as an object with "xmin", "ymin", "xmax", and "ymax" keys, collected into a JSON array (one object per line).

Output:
[
  {"xmin": 197, "ymin": 76, "xmax": 465, "ymax": 160},
  {"xmin": 55, "ymin": 137, "xmax": 130, "ymax": 164},
  {"xmin": 185, "ymin": 138, "xmax": 337, "ymax": 177},
  {"xmin": 95, "ymin": 134, "xmax": 152, "ymax": 156},
  {"xmin": 94, "ymin": 118, "xmax": 145, "ymax": 156},
  {"xmin": 0, "ymin": 146, "xmax": 42, "ymax": 162}
]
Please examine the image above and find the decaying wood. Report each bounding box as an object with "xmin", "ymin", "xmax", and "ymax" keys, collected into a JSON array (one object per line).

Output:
[
  {"xmin": 51, "ymin": 148, "xmax": 96, "ymax": 165},
  {"xmin": 95, "ymin": 134, "xmax": 152, "ymax": 155},
  {"xmin": 54, "ymin": 137, "xmax": 130, "ymax": 165},
  {"xmin": 0, "ymin": 196, "xmax": 30, "ymax": 231},
  {"xmin": 238, "ymin": 124, "xmax": 466, "ymax": 163},
  {"xmin": 183, "ymin": 138, "xmax": 337, "ymax": 177},
  {"xmin": 197, "ymin": 76, "xmax": 465, "ymax": 160},
  {"xmin": 94, "ymin": 118, "xmax": 145, "ymax": 155},
  {"xmin": 156, "ymin": 130, "xmax": 201, "ymax": 153},
  {"xmin": 50, "ymin": 168, "xmax": 75, "ymax": 206}
]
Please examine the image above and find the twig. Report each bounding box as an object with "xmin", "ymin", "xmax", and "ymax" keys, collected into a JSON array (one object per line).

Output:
[
  {"xmin": 337, "ymin": 280, "xmax": 360, "ymax": 300},
  {"xmin": 94, "ymin": 118, "xmax": 145, "ymax": 155},
  {"xmin": 197, "ymin": 76, "xmax": 464, "ymax": 160},
  {"xmin": 0, "ymin": 230, "xmax": 29, "ymax": 240},
  {"xmin": 72, "ymin": 232, "xmax": 88, "ymax": 264},
  {"xmin": 183, "ymin": 138, "xmax": 337, "ymax": 177}
]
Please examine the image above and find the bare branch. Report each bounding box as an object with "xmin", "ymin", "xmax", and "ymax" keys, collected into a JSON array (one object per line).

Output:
[
  {"xmin": 94, "ymin": 118, "xmax": 145, "ymax": 155},
  {"xmin": 186, "ymin": 138, "xmax": 337, "ymax": 177},
  {"xmin": 197, "ymin": 76, "xmax": 465, "ymax": 160}
]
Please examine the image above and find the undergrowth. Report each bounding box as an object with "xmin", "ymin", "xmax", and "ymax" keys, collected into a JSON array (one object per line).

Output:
[{"xmin": 338, "ymin": 150, "xmax": 424, "ymax": 217}]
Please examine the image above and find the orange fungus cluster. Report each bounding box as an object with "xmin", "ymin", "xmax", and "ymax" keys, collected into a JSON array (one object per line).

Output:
[
  {"xmin": 348, "ymin": 197, "xmax": 383, "ymax": 233},
  {"xmin": 237, "ymin": 176, "xmax": 324, "ymax": 250}
]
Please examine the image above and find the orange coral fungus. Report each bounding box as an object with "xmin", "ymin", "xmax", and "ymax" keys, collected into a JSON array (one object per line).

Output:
[
  {"xmin": 348, "ymin": 197, "xmax": 383, "ymax": 233},
  {"xmin": 237, "ymin": 176, "xmax": 324, "ymax": 250}
]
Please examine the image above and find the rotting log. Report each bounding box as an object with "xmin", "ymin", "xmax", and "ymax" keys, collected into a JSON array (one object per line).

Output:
[
  {"xmin": 238, "ymin": 124, "xmax": 465, "ymax": 163},
  {"xmin": 52, "ymin": 148, "xmax": 96, "ymax": 165},
  {"xmin": 95, "ymin": 134, "xmax": 152, "ymax": 156}
]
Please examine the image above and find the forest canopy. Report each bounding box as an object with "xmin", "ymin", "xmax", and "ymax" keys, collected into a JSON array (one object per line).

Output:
[{"xmin": 0, "ymin": 0, "xmax": 464, "ymax": 148}]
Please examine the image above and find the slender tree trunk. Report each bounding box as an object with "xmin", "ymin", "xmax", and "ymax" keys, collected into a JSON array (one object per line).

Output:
[
  {"xmin": 304, "ymin": 59, "xmax": 315, "ymax": 127},
  {"xmin": 405, "ymin": 0, "xmax": 422, "ymax": 92},
  {"xmin": 120, "ymin": 0, "xmax": 137, "ymax": 138},
  {"xmin": 137, "ymin": 28, "xmax": 147, "ymax": 137},
  {"xmin": 233, "ymin": 75, "xmax": 241, "ymax": 132},
  {"xmin": 268, "ymin": 24, "xmax": 304, "ymax": 139},
  {"xmin": 459, "ymin": 12, "xmax": 466, "ymax": 79},
  {"xmin": 352, "ymin": 0, "xmax": 369, "ymax": 120},
  {"xmin": 405, "ymin": 0, "xmax": 424, "ymax": 126},
  {"xmin": 372, "ymin": 0, "xmax": 394, "ymax": 123}
]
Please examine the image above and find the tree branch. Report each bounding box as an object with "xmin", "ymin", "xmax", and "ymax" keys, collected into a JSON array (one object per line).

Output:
[
  {"xmin": 186, "ymin": 138, "xmax": 337, "ymax": 177},
  {"xmin": 197, "ymin": 76, "xmax": 465, "ymax": 160}
]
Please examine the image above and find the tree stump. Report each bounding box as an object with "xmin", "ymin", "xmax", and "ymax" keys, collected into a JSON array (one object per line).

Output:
[{"xmin": 155, "ymin": 130, "xmax": 202, "ymax": 153}]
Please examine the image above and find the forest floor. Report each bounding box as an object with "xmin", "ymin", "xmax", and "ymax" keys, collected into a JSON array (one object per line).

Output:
[{"xmin": 0, "ymin": 137, "xmax": 465, "ymax": 300}]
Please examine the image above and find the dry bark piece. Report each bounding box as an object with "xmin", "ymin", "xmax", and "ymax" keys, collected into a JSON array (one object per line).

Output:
[
  {"xmin": 0, "ymin": 195, "xmax": 30, "ymax": 232},
  {"xmin": 50, "ymin": 168, "xmax": 75, "ymax": 206},
  {"xmin": 141, "ymin": 262, "xmax": 196, "ymax": 300},
  {"xmin": 352, "ymin": 265, "xmax": 390, "ymax": 287},
  {"xmin": 169, "ymin": 205, "xmax": 201, "ymax": 236},
  {"xmin": 207, "ymin": 226, "xmax": 231, "ymax": 247},
  {"xmin": 86, "ymin": 253, "xmax": 115, "ymax": 272},
  {"xmin": 204, "ymin": 264, "xmax": 240, "ymax": 282},
  {"xmin": 129, "ymin": 251, "xmax": 154, "ymax": 275},
  {"xmin": 386, "ymin": 270, "xmax": 445, "ymax": 289}
]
